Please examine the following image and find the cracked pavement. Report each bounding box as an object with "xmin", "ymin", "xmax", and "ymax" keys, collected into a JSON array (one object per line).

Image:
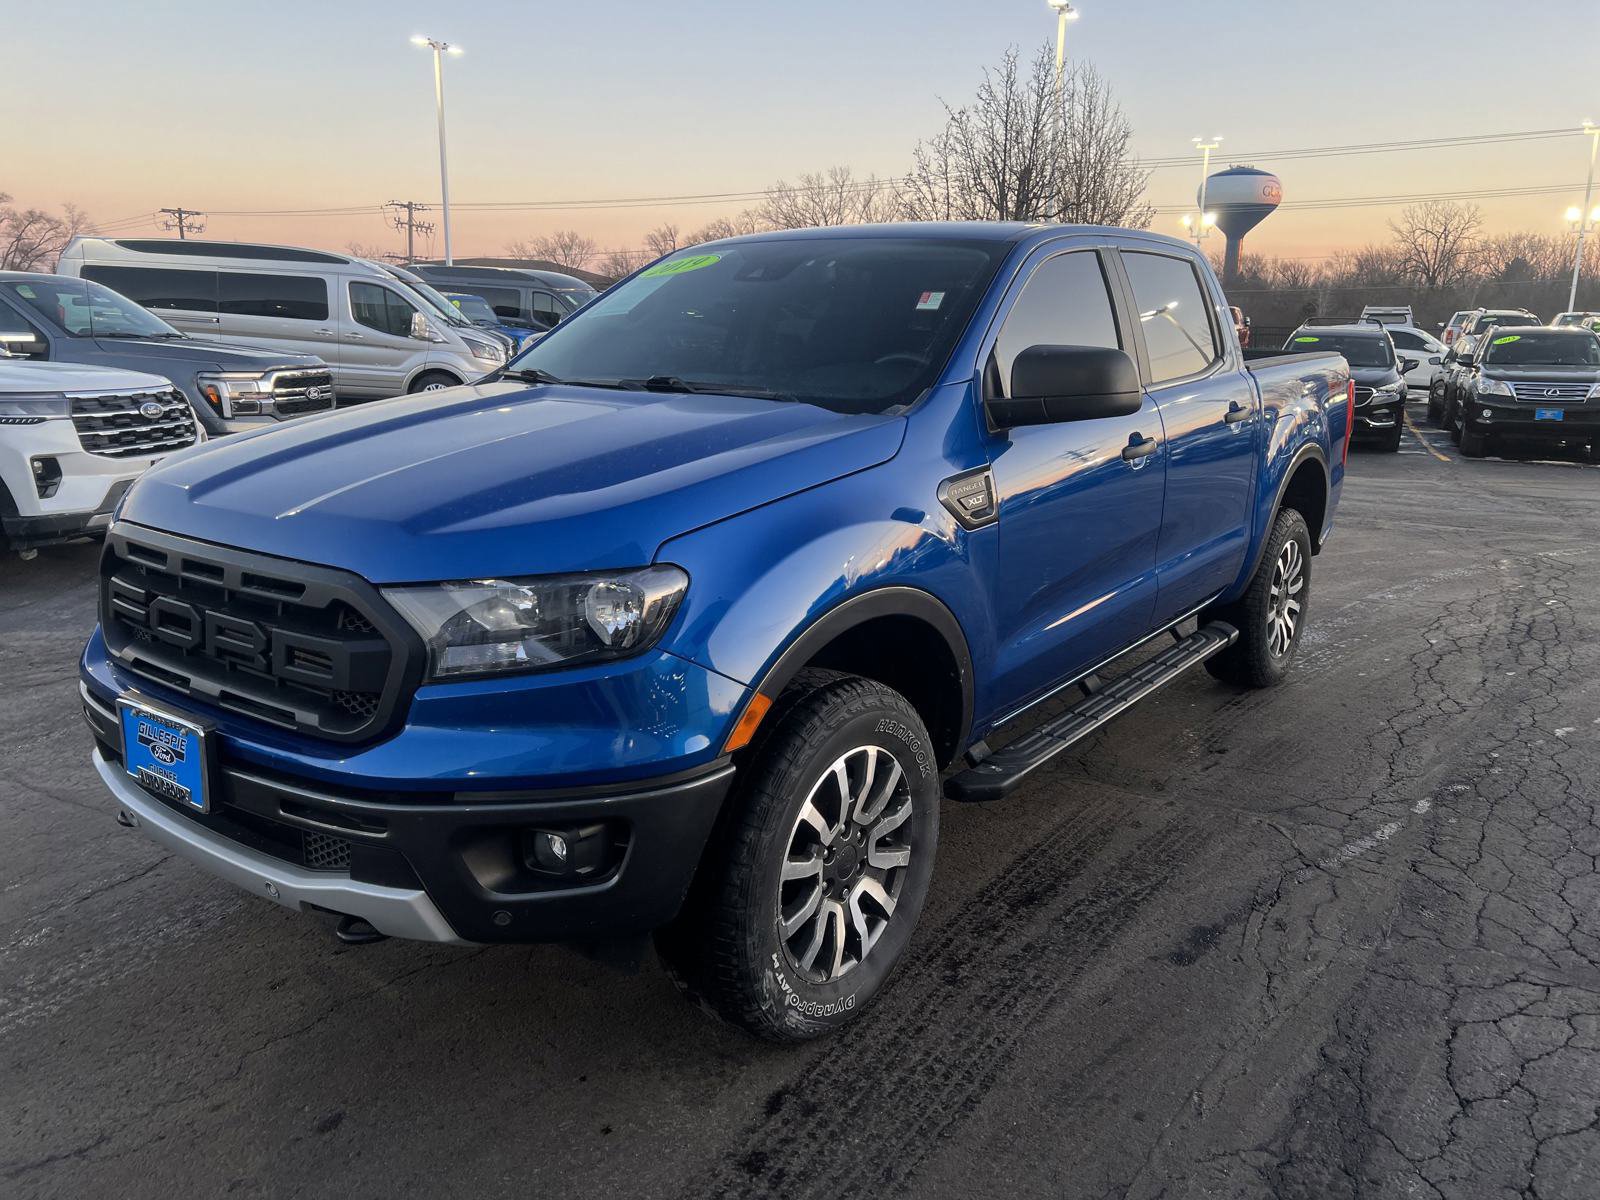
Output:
[{"xmin": 3, "ymin": 406, "xmax": 1598, "ymax": 1198}]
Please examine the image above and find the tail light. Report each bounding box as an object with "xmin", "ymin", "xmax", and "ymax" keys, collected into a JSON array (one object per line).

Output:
[{"xmin": 1342, "ymin": 378, "xmax": 1355, "ymax": 466}]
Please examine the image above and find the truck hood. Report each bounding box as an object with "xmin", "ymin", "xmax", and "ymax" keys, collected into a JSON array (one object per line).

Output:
[
  {"xmin": 120, "ymin": 380, "xmax": 906, "ymax": 582},
  {"xmin": 0, "ymin": 359, "xmax": 173, "ymax": 394},
  {"xmin": 91, "ymin": 336, "xmax": 325, "ymax": 372}
]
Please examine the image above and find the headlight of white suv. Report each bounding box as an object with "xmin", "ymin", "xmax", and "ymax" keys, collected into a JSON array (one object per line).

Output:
[
  {"xmin": 384, "ymin": 566, "xmax": 688, "ymax": 679},
  {"xmin": 1479, "ymin": 378, "xmax": 1515, "ymax": 398},
  {"xmin": 0, "ymin": 393, "xmax": 71, "ymax": 419}
]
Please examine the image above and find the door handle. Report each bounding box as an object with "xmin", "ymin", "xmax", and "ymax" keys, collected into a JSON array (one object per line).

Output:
[
  {"xmin": 1122, "ymin": 434, "xmax": 1158, "ymax": 462},
  {"xmin": 1224, "ymin": 400, "xmax": 1252, "ymax": 424},
  {"xmin": 346, "ymin": 331, "xmax": 365, "ymax": 340},
  {"xmin": 313, "ymin": 328, "xmax": 334, "ymax": 336}
]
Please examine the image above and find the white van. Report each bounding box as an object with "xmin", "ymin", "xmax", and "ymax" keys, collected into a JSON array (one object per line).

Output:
[
  {"xmin": 0, "ymin": 358, "xmax": 201, "ymax": 556},
  {"xmin": 57, "ymin": 238, "xmax": 507, "ymax": 400}
]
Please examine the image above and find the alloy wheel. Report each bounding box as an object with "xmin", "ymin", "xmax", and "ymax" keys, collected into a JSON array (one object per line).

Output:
[
  {"xmin": 777, "ymin": 745, "xmax": 914, "ymax": 984},
  {"xmin": 1266, "ymin": 538, "xmax": 1305, "ymax": 658}
]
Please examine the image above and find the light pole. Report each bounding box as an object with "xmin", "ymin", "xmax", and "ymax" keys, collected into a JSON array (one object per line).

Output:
[
  {"xmin": 412, "ymin": 35, "xmax": 463, "ymax": 265},
  {"xmin": 1048, "ymin": 0, "xmax": 1079, "ymax": 95},
  {"xmin": 1192, "ymin": 136, "xmax": 1222, "ymax": 245},
  {"xmin": 1567, "ymin": 121, "xmax": 1600, "ymax": 312}
]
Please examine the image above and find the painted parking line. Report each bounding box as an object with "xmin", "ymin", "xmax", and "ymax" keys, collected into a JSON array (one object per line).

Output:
[{"xmin": 1403, "ymin": 408, "xmax": 1453, "ymax": 463}]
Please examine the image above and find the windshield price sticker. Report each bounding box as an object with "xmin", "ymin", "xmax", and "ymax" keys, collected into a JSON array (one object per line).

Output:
[
  {"xmin": 641, "ymin": 253, "xmax": 722, "ymax": 278},
  {"xmin": 916, "ymin": 291, "xmax": 945, "ymax": 311},
  {"xmin": 1293, "ymin": 336, "xmax": 1321, "ymax": 343},
  {"xmin": 1492, "ymin": 334, "xmax": 1522, "ymax": 344}
]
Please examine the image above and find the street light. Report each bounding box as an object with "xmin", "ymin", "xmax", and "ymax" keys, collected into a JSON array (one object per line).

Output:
[
  {"xmin": 1047, "ymin": 0, "xmax": 1080, "ymax": 90},
  {"xmin": 412, "ymin": 35, "xmax": 463, "ymax": 265},
  {"xmin": 1191, "ymin": 136, "xmax": 1222, "ymax": 243},
  {"xmin": 1567, "ymin": 121, "xmax": 1600, "ymax": 312}
]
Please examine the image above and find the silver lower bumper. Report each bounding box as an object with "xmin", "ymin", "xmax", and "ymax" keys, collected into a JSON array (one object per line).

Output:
[{"xmin": 93, "ymin": 749, "xmax": 469, "ymax": 944}]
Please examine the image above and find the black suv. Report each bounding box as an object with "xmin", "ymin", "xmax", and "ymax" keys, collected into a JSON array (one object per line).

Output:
[
  {"xmin": 1451, "ymin": 327, "xmax": 1600, "ymax": 459},
  {"xmin": 1463, "ymin": 308, "xmax": 1541, "ymax": 338},
  {"xmin": 1284, "ymin": 324, "xmax": 1410, "ymax": 451}
]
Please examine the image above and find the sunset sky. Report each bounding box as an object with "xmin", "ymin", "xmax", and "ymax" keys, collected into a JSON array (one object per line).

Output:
[{"xmin": 6, "ymin": 0, "xmax": 1599, "ymax": 265}]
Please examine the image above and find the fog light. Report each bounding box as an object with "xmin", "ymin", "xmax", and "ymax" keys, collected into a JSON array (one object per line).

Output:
[
  {"xmin": 523, "ymin": 823, "xmax": 611, "ymax": 878},
  {"xmin": 1481, "ymin": 408, "xmax": 1492, "ymax": 419},
  {"xmin": 31, "ymin": 456, "xmax": 61, "ymax": 499}
]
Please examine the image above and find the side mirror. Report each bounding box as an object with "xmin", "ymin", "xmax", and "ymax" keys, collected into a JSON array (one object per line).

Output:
[
  {"xmin": 409, "ymin": 311, "xmax": 432, "ymax": 340},
  {"xmin": 989, "ymin": 345, "xmax": 1142, "ymax": 428},
  {"xmin": 1399, "ymin": 357, "xmax": 1419, "ymax": 374},
  {"xmin": 0, "ymin": 331, "xmax": 47, "ymax": 359}
]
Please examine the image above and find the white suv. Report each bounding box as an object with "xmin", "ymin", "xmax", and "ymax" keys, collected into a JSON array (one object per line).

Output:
[
  {"xmin": 1383, "ymin": 324, "xmax": 1447, "ymax": 392},
  {"xmin": 0, "ymin": 358, "xmax": 201, "ymax": 557}
]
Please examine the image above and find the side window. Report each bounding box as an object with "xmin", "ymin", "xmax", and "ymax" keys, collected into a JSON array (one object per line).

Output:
[
  {"xmin": 1121, "ymin": 251, "xmax": 1222, "ymax": 383},
  {"xmin": 1388, "ymin": 329, "xmax": 1424, "ymax": 350},
  {"xmin": 531, "ymin": 292, "xmax": 565, "ymax": 329},
  {"xmin": 80, "ymin": 265, "xmax": 218, "ymax": 312},
  {"xmin": 475, "ymin": 285, "xmax": 528, "ymax": 325},
  {"xmin": 219, "ymin": 272, "xmax": 329, "ymax": 321},
  {"xmin": 349, "ymin": 282, "xmax": 417, "ymax": 337},
  {"xmin": 991, "ymin": 251, "xmax": 1120, "ymax": 398}
]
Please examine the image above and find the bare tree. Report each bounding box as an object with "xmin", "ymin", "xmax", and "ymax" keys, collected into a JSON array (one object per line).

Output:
[
  {"xmin": 507, "ymin": 230, "xmax": 599, "ymax": 270},
  {"xmin": 643, "ymin": 223, "xmax": 681, "ymax": 257},
  {"xmin": 0, "ymin": 195, "xmax": 91, "ymax": 271},
  {"xmin": 1389, "ymin": 201, "xmax": 1483, "ymax": 288},
  {"xmin": 684, "ymin": 211, "xmax": 766, "ymax": 245},
  {"xmin": 902, "ymin": 45, "xmax": 1151, "ymax": 228},
  {"xmin": 345, "ymin": 240, "xmax": 390, "ymax": 261},
  {"xmin": 753, "ymin": 166, "xmax": 901, "ymax": 229},
  {"xmin": 596, "ymin": 248, "xmax": 648, "ymax": 280}
]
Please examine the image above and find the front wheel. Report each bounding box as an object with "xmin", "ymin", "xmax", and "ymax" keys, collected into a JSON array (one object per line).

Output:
[
  {"xmin": 407, "ymin": 370, "xmax": 460, "ymax": 394},
  {"xmin": 1204, "ymin": 507, "xmax": 1311, "ymax": 689},
  {"xmin": 1460, "ymin": 428, "xmax": 1487, "ymax": 458},
  {"xmin": 657, "ymin": 675, "xmax": 940, "ymax": 1041},
  {"xmin": 1379, "ymin": 422, "xmax": 1403, "ymax": 452}
]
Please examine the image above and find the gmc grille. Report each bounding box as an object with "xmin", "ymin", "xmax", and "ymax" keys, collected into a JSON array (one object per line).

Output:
[
  {"xmin": 99, "ymin": 526, "xmax": 421, "ymax": 743},
  {"xmin": 271, "ymin": 369, "xmax": 336, "ymax": 417},
  {"xmin": 71, "ymin": 388, "xmax": 198, "ymax": 458}
]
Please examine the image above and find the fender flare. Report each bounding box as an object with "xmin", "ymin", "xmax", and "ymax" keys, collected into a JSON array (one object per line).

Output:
[
  {"xmin": 749, "ymin": 585, "xmax": 976, "ymax": 758},
  {"xmin": 1242, "ymin": 442, "xmax": 1329, "ymax": 586},
  {"xmin": 404, "ymin": 366, "xmax": 463, "ymax": 393}
]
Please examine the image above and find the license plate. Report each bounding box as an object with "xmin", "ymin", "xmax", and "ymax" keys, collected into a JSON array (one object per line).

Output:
[
  {"xmin": 1535, "ymin": 408, "xmax": 1564, "ymax": 421},
  {"xmin": 118, "ymin": 699, "xmax": 211, "ymax": 813}
]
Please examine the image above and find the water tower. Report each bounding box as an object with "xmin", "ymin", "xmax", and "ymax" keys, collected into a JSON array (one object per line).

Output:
[{"xmin": 1201, "ymin": 165, "xmax": 1282, "ymax": 285}]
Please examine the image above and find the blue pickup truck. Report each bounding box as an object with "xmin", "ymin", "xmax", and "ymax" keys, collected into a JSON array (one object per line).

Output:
[{"xmin": 81, "ymin": 224, "xmax": 1350, "ymax": 1040}]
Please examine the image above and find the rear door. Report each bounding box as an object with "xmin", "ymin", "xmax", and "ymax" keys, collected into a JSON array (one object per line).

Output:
[
  {"xmin": 214, "ymin": 270, "xmax": 341, "ymax": 366},
  {"xmin": 982, "ymin": 244, "xmax": 1168, "ymax": 712},
  {"xmin": 1114, "ymin": 246, "xmax": 1257, "ymax": 625}
]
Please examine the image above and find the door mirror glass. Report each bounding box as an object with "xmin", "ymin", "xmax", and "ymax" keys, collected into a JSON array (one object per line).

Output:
[
  {"xmin": 989, "ymin": 345, "xmax": 1142, "ymax": 427},
  {"xmin": 410, "ymin": 311, "xmax": 431, "ymax": 340},
  {"xmin": 0, "ymin": 329, "xmax": 48, "ymax": 358},
  {"xmin": 1399, "ymin": 357, "xmax": 1419, "ymax": 374}
]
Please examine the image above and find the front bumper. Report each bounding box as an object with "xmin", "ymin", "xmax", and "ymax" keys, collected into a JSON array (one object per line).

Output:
[
  {"xmin": 3, "ymin": 479, "xmax": 129, "ymax": 549},
  {"xmin": 1353, "ymin": 398, "xmax": 1403, "ymax": 433},
  {"xmin": 1466, "ymin": 400, "xmax": 1600, "ymax": 440},
  {"xmin": 83, "ymin": 685, "xmax": 734, "ymax": 943}
]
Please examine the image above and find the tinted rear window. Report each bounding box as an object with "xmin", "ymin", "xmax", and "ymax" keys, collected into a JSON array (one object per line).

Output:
[
  {"xmin": 218, "ymin": 272, "xmax": 328, "ymax": 321},
  {"xmin": 82, "ymin": 265, "xmax": 217, "ymax": 312}
]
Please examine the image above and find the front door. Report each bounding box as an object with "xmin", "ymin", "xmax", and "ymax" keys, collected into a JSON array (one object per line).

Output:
[
  {"xmin": 1116, "ymin": 248, "xmax": 1257, "ymax": 625},
  {"xmin": 343, "ymin": 281, "xmax": 423, "ymax": 398},
  {"xmin": 984, "ymin": 247, "xmax": 1168, "ymax": 714}
]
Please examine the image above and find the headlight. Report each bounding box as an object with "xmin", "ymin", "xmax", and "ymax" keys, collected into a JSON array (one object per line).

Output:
[
  {"xmin": 464, "ymin": 337, "xmax": 505, "ymax": 364},
  {"xmin": 197, "ymin": 372, "xmax": 272, "ymax": 417},
  {"xmin": 0, "ymin": 393, "xmax": 70, "ymax": 419},
  {"xmin": 384, "ymin": 566, "xmax": 688, "ymax": 680},
  {"xmin": 1373, "ymin": 382, "xmax": 1405, "ymax": 400},
  {"xmin": 1479, "ymin": 378, "xmax": 1515, "ymax": 398},
  {"xmin": 1587, "ymin": 382, "xmax": 1600, "ymax": 400}
]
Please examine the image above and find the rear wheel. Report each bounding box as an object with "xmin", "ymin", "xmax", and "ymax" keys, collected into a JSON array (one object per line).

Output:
[
  {"xmin": 656, "ymin": 675, "xmax": 940, "ymax": 1041},
  {"xmin": 407, "ymin": 371, "xmax": 460, "ymax": 394},
  {"xmin": 1205, "ymin": 507, "xmax": 1311, "ymax": 689}
]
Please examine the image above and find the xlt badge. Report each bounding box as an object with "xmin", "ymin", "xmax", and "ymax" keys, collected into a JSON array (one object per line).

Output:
[{"xmin": 938, "ymin": 468, "xmax": 997, "ymax": 530}]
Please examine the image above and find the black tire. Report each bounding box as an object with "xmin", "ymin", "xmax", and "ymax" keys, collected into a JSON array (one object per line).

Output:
[
  {"xmin": 1449, "ymin": 408, "xmax": 1462, "ymax": 445},
  {"xmin": 407, "ymin": 370, "xmax": 460, "ymax": 394},
  {"xmin": 656, "ymin": 674, "xmax": 940, "ymax": 1041},
  {"xmin": 1460, "ymin": 427, "xmax": 1487, "ymax": 458},
  {"xmin": 1204, "ymin": 507, "xmax": 1311, "ymax": 689},
  {"xmin": 1379, "ymin": 422, "xmax": 1403, "ymax": 452},
  {"xmin": 1426, "ymin": 393, "xmax": 1441, "ymax": 425}
]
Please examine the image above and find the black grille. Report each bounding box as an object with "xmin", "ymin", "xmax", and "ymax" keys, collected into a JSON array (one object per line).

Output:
[
  {"xmin": 99, "ymin": 526, "xmax": 421, "ymax": 743},
  {"xmin": 303, "ymin": 831, "xmax": 353, "ymax": 871},
  {"xmin": 71, "ymin": 389, "xmax": 198, "ymax": 458},
  {"xmin": 272, "ymin": 369, "xmax": 336, "ymax": 417}
]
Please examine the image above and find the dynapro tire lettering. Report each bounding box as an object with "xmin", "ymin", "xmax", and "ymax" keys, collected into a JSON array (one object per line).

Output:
[{"xmin": 770, "ymin": 953, "xmax": 857, "ymax": 1018}]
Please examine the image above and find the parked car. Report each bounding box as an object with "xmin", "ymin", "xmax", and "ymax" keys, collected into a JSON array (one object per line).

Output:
[
  {"xmin": 442, "ymin": 291, "xmax": 537, "ymax": 352},
  {"xmin": 83, "ymin": 224, "xmax": 1349, "ymax": 1040},
  {"xmin": 1552, "ymin": 311, "xmax": 1600, "ymax": 331},
  {"xmin": 1383, "ymin": 323, "xmax": 1448, "ymax": 392},
  {"xmin": 1360, "ymin": 304, "xmax": 1413, "ymax": 327},
  {"xmin": 57, "ymin": 238, "xmax": 507, "ymax": 400},
  {"xmin": 1462, "ymin": 308, "xmax": 1542, "ymax": 337},
  {"xmin": 410, "ymin": 264, "xmax": 597, "ymax": 332},
  {"xmin": 0, "ymin": 272, "xmax": 333, "ymax": 436},
  {"xmin": 1228, "ymin": 304, "xmax": 1251, "ymax": 347},
  {"xmin": 369, "ymin": 262, "xmax": 516, "ymax": 359},
  {"xmin": 1428, "ymin": 335, "xmax": 1481, "ymax": 427},
  {"xmin": 1, "ymin": 358, "xmax": 200, "ymax": 556},
  {"xmin": 1440, "ymin": 310, "xmax": 1476, "ymax": 346},
  {"xmin": 1449, "ymin": 326, "xmax": 1600, "ymax": 459},
  {"xmin": 1283, "ymin": 323, "xmax": 1408, "ymax": 451}
]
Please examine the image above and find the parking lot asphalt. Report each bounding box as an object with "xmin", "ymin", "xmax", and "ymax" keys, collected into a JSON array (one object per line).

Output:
[{"xmin": 4, "ymin": 398, "xmax": 1599, "ymax": 1200}]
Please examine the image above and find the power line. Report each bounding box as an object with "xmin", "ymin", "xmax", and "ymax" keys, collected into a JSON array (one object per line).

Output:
[
  {"xmin": 1142, "ymin": 126, "xmax": 1579, "ymax": 169},
  {"xmin": 385, "ymin": 200, "xmax": 435, "ymax": 262},
  {"xmin": 1151, "ymin": 180, "xmax": 1583, "ymax": 216}
]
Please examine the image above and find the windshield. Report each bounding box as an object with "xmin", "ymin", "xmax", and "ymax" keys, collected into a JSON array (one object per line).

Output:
[
  {"xmin": 1287, "ymin": 332, "xmax": 1394, "ymax": 368},
  {"xmin": 506, "ymin": 237, "xmax": 1008, "ymax": 415},
  {"xmin": 1482, "ymin": 331, "xmax": 1600, "ymax": 366},
  {"xmin": 446, "ymin": 293, "xmax": 499, "ymax": 325},
  {"xmin": 4, "ymin": 278, "xmax": 180, "ymax": 339}
]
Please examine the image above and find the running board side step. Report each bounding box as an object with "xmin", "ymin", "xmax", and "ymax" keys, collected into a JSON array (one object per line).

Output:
[{"xmin": 945, "ymin": 621, "xmax": 1239, "ymax": 803}]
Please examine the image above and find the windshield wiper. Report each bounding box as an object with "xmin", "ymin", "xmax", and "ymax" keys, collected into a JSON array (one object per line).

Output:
[
  {"xmin": 499, "ymin": 368, "xmax": 644, "ymax": 391},
  {"xmin": 635, "ymin": 376, "xmax": 794, "ymax": 401}
]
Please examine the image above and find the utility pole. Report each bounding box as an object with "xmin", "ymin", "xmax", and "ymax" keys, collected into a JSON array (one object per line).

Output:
[
  {"xmin": 158, "ymin": 207, "xmax": 206, "ymax": 239},
  {"xmin": 1568, "ymin": 122, "xmax": 1600, "ymax": 312},
  {"xmin": 385, "ymin": 201, "xmax": 435, "ymax": 263}
]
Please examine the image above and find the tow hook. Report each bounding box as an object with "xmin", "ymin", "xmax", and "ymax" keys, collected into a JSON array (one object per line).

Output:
[
  {"xmin": 115, "ymin": 809, "xmax": 137, "ymax": 828},
  {"xmin": 334, "ymin": 915, "xmax": 388, "ymax": 945}
]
